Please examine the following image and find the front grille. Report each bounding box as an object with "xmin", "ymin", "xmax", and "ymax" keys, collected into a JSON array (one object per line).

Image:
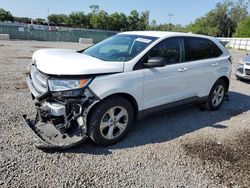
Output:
[
  {"xmin": 245, "ymin": 69, "xmax": 250, "ymax": 75},
  {"xmin": 30, "ymin": 65, "xmax": 48, "ymax": 96}
]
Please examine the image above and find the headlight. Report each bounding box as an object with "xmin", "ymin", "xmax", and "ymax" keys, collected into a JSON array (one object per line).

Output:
[
  {"xmin": 48, "ymin": 79, "xmax": 91, "ymax": 92},
  {"xmin": 239, "ymin": 59, "xmax": 244, "ymax": 65}
]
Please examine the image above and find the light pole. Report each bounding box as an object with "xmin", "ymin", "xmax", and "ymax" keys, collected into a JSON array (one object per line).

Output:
[
  {"xmin": 47, "ymin": 8, "xmax": 50, "ymax": 27},
  {"xmin": 168, "ymin": 14, "xmax": 173, "ymax": 31}
]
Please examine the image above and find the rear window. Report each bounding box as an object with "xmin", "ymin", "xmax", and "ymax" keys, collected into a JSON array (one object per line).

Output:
[{"xmin": 184, "ymin": 37, "xmax": 223, "ymax": 61}]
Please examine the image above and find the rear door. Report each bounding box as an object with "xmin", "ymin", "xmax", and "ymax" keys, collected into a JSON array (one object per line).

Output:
[{"xmin": 183, "ymin": 37, "xmax": 224, "ymax": 96}]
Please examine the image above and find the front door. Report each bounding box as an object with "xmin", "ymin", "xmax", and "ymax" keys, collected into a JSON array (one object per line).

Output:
[{"xmin": 142, "ymin": 37, "xmax": 199, "ymax": 110}]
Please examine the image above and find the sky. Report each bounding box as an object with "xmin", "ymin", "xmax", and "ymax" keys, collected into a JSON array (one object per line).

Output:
[{"xmin": 1, "ymin": 0, "xmax": 249, "ymax": 26}]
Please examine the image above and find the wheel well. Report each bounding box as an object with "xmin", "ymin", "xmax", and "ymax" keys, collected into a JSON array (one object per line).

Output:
[
  {"xmin": 218, "ymin": 76, "xmax": 230, "ymax": 92},
  {"xmin": 87, "ymin": 93, "xmax": 139, "ymax": 124}
]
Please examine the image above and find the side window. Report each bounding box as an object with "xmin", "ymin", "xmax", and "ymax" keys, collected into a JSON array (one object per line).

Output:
[
  {"xmin": 184, "ymin": 37, "xmax": 222, "ymax": 61},
  {"xmin": 207, "ymin": 40, "xmax": 223, "ymax": 57},
  {"xmin": 149, "ymin": 37, "xmax": 183, "ymax": 64}
]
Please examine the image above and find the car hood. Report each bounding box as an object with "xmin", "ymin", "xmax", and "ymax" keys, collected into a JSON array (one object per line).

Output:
[{"xmin": 33, "ymin": 49, "xmax": 124, "ymax": 75}]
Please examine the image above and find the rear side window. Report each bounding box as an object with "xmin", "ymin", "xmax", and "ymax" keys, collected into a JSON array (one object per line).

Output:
[
  {"xmin": 184, "ymin": 37, "xmax": 222, "ymax": 61},
  {"xmin": 149, "ymin": 37, "xmax": 183, "ymax": 64}
]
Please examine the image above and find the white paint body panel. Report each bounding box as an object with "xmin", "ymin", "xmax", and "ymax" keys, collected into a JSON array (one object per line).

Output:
[
  {"xmin": 33, "ymin": 49, "xmax": 124, "ymax": 75},
  {"xmin": 89, "ymin": 71, "xmax": 144, "ymax": 110}
]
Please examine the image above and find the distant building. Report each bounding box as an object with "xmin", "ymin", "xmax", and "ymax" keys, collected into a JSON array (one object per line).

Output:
[{"xmin": 28, "ymin": 24, "xmax": 49, "ymax": 30}]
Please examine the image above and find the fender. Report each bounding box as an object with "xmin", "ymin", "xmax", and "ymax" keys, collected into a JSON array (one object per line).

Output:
[{"xmin": 89, "ymin": 70, "xmax": 144, "ymax": 111}]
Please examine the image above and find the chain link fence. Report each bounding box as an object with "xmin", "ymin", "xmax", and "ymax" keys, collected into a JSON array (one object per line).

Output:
[
  {"xmin": 0, "ymin": 24, "xmax": 117, "ymax": 43},
  {"xmin": 218, "ymin": 37, "xmax": 250, "ymax": 51}
]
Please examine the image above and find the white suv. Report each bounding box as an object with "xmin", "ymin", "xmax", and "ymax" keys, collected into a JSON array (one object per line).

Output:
[
  {"xmin": 23, "ymin": 31, "xmax": 232, "ymax": 149},
  {"xmin": 236, "ymin": 53, "xmax": 250, "ymax": 80}
]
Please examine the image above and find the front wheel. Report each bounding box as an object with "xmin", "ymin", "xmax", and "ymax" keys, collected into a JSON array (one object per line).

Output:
[
  {"xmin": 204, "ymin": 79, "xmax": 226, "ymax": 111},
  {"xmin": 88, "ymin": 96, "xmax": 134, "ymax": 146},
  {"xmin": 236, "ymin": 75, "xmax": 242, "ymax": 81}
]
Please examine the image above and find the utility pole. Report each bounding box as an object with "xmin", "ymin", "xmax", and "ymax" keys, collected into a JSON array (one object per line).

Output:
[
  {"xmin": 168, "ymin": 14, "xmax": 173, "ymax": 31},
  {"xmin": 47, "ymin": 8, "xmax": 50, "ymax": 27}
]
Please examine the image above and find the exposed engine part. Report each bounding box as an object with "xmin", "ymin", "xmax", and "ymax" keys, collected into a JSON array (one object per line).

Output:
[
  {"xmin": 23, "ymin": 87, "xmax": 100, "ymax": 149},
  {"xmin": 44, "ymin": 102, "xmax": 66, "ymax": 116},
  {"xmin": 56, "ymin": 104, "xmax": 82, "ymax": 130}
]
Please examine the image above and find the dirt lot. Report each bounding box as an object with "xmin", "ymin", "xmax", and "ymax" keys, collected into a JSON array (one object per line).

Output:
[{"xmin": 0, "ymin": 40, "xmax": 249, "ymax": 188}]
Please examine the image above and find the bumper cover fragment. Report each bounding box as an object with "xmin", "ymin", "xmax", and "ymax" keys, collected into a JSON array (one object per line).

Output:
[{"xmin": 22, "ymin": 114, "xmax": 88, "ymax": 150}]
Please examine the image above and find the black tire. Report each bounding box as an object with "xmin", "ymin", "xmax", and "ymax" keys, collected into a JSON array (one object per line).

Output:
[
  {"xmin": 236, "ymin": 75, "xmax": 242, "ymax": 81},
  {"xmin": 88, "ymin": 96, "xmax": 134, "ymax": 146},
  {"xmin": 204, "ymin": 79, "xmax": 226, "ymax": 111}
]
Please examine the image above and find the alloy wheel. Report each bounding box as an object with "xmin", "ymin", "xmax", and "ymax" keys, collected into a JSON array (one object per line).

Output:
[
  {"xmin": 100, "ymin": 106, "xmax": 129, "ymax": 140},
  {"xmin": 212, "ymin": 85, "xmax": 225, "ymax": 107}
]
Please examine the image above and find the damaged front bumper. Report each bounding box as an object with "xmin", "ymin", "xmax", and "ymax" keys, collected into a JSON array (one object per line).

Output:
[
  {"xmin": 23, "ymin": 95, "xmax": 98, "ymax": 149},
  {"xmin": 24, "ymin": 64, "xmax": 99, "ymax": 149},
  {"xmin": 22, "ymin": 114, "xmax": 88, "ymax": 149}
]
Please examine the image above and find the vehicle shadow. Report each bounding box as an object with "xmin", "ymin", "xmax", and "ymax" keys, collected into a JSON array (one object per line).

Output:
[
  {"xmin": 238, "ymin": 79, "xmax": 250, "ymax": 84},
  {"xmin": 52, "ymin": 91, "xmax": 250, "ymax": 155}
]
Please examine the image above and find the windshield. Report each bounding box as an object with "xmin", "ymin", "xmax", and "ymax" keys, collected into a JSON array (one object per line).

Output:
[{"xmin": 83, "ymin": 34, "xmax": 158, "ymax": 62}]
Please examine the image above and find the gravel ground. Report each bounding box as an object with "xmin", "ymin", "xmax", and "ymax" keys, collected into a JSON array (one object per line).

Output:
[{"xmin": 0, "ymin": 40, "xmax": 249, "ymax": 188}]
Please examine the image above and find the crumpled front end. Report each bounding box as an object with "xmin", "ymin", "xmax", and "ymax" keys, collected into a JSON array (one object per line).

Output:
[{"xmin": 23, "ymin": 63, "xmax": 98, "ymax": 149}]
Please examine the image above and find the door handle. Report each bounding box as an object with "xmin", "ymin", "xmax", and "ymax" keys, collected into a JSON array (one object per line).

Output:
[
  {"xmin": 212, "ymin": 63, "xmax": 219, "ymax": 67},
  {"xmin": 178, "ymin": 68, "xmax": 188, "ymax": 72}
]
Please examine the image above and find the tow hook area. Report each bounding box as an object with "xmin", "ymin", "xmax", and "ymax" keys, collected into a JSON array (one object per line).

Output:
[{"xmin": 22, "ymin": 114, "xmax": 88, "ymax": 150}]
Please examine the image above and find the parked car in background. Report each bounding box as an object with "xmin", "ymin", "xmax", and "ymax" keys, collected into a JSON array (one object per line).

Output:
[
  {"xmin": 23, "ymin": 31, "xmax": 232, "ymax": 149},
  {"xmin": 236, "ymin": 53, "xmax": 250, "ymax": 80}
]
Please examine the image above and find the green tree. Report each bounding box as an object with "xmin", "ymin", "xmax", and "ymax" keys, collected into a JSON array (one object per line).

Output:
[
  {"xmin": 186, "ymin": 15, "xmax": 218, "ymax": 36},
  {"xmin": 128, "ymin": 10, "xmax": 140, "ymax": 30},
  {"xmin": 229, "ymin": 0, "xmax": 248, "ymax": 36},
  {"xmin": 172, "ymin": 24, "xmax": 186, "ymax": 33},
  {"xmin": 234, "ymin": 16, "xmax": 250, "ymax": 37},
  {"xmin": 48, "ymin": 14, "xmax": 68, "ymax": 25},
  {"xmin": 150, "ymin": 19, "xmax": 157, "ymax": 30},
  {"xmin": 14, "ymin": 17, "xmax": 31, "ymax": 24},
  {"xmin": 0, "ymin": 8, "xmax": 14, "ymax": 22},
  {"xmin": 67, "ymin": 12, "xmax": 88, "ymax": 28},
  {"xmin": 139, "ymin": 11, "xmax": 150, "ymax": 30},
  {"xmin": 89, "ymin": 5, "xmax": 100, "ymax": 15},
  {"xmin": 90, "ymin": 10, "xmax": 109, "ymax": 30},
  {"xmin": 186, "ymin": 0, "xmax": 249, "ymax": 37},
  {"xmin": 109, "ymin": 12, "xmax": 128, "ymax": 31},
  {"xmin": 34, "ymin": 18, "xmax": 45, "ymax": 25}
]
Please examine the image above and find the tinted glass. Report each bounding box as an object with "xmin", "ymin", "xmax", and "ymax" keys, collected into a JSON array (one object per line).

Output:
[
  {"xmin": 184, "ymin": 37, "xmax": 222, "ymax": 61},
  {"xmin": 83, "ymin": 34, "xmax": 157, "ymax": 62},
  {"xmin": 149, "ymin": 37, "xmax": 182, "ymax": 64}
]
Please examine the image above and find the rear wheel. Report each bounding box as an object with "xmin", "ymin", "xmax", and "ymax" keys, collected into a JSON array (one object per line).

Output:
[
  {"xmin": 204, "ymin": 79, "xmax": 226, "ymax": 111},
  {"xmin": 88, "ymin": 96, "xmax": 134, "ymax": 146}
]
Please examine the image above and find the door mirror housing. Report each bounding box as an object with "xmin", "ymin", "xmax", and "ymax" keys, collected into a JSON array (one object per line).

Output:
[{"xmin": 144, "ymin": 57, "xmax": 166, "ymax": 68}]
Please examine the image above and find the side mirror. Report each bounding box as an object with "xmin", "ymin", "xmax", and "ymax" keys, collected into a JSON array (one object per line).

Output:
[{"xmin": 144, "ymin": 57, "xmax": 166, "ymax": 68}]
